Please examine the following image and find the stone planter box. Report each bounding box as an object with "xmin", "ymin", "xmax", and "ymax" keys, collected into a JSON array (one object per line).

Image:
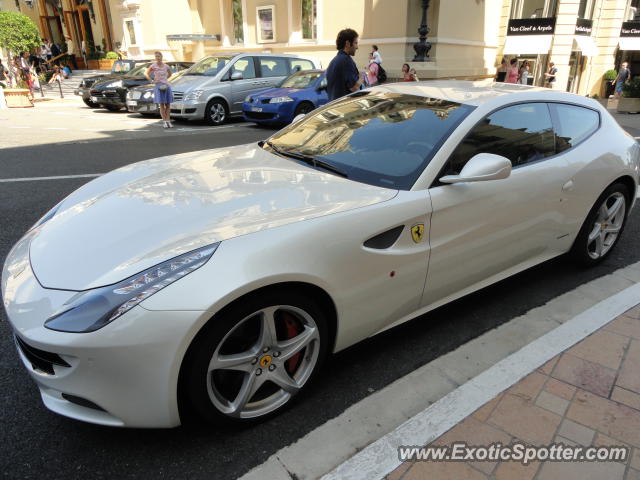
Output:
[
  {"xmin": 87, "ymin": 59, "xmax": 100, "ymax": 70},
  {"xmin": 4, "ymin": 89, "xmax": 33, "ymax": 108},
  {"xmin": 98, "ymin": 59, "xmax": 117, "ymax": 70},
  {"xmin": 617, "ymin": 97, "xmax": 640, "ymax": 113}
]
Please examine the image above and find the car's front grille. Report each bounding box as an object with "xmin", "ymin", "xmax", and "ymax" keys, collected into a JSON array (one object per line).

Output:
[
  {"xmin": 245, "ymin": 111, "xmax": 276, "ymax": 120},
  {"xmin": 90, "ymin": 90, "xmax": 103, "ymax": 98},
  {"xmin": 260, "ymin": 99, "xmax": 271, "ymax": 104},
  {"xmin": 173, "ymin": 91, "xmax": 184, "ymax": 101},
  {"xmin": 103, "ymin": 91, "xmax": 119, "ymax": 98},
  {"xmin": 14, "ymin": 335, "xmax": 70, "ymax": 375}
]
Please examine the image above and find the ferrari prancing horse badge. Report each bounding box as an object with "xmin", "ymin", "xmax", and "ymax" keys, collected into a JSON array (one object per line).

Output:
[{"xmin": 411, "ymin": 224, "xmax": 425, "ymax": 243}]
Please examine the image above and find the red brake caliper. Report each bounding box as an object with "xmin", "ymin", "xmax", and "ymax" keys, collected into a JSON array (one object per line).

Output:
[{"xmin": 283, "ymin": 314, "xmax": 303, "ymax": 375}]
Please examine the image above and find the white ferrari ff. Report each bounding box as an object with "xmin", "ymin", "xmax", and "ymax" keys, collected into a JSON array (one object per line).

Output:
[{"xmin": 2, "ymin": 81, "xmax": 638, "ymax": 428}]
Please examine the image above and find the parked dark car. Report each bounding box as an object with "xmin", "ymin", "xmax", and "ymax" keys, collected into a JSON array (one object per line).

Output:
[
  {"xmin": 74, "ymin": 59, "xmax": 152, "ymax": 108},
  {"xmin": 89, "ymin": 61, "xmax": 193, "ymax": 111},
  {"xmin": 125, "ymin": 70, "xmax": 188, "ymax": 116},
  {"xmin": 242, "ymin": 70, "xmax": 328, "ymax": 126}
]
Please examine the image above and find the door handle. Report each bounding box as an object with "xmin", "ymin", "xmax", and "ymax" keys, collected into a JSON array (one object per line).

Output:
[{"xmin": 562, "ymin": 180, "xmax": 574, "ymax": 192}]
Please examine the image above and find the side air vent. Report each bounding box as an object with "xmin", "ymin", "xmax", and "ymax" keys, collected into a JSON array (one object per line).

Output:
[{"xmin": 364, "ymin": 226, "xmax": 404, "ymax": 249}]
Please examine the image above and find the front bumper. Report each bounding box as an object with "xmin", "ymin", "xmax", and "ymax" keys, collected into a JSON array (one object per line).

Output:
[
  {"xmin": 90, "ymin": 88, "xmax": 126, "ymax": 107},
  {"xmin": 126, "ymin": 99, "xmax": 159, "ymax": 114},
  {"xmin": 169, "ymin": 102, "xmax": 203, "ymax": 119},
  {"xmin": 242, "ymin": 100, "xmax": 296, "ymax": 125},
  {"xmin": 2, "ymin": 235, "xmax": 205, "ymax": 428}
]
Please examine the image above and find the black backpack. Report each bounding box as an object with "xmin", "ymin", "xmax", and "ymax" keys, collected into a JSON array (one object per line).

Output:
[{"xmin": 377, "ymin": 64, "xmax": 387, "ymax": 83}]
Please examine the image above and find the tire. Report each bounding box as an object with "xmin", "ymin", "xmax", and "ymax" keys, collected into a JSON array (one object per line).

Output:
[
  {"xmin": 104, "ymin": 105, "xmax": 122, "ymax": 112},
  {"xmin": 181, "ymin": 289, "xmax": 329, "ymax": 426},
  {"xmin": 570, "ymin": 182, "xmax": 629, "ymax": 266},
  {"xmin": 83, "ymin": 97, "xmax": 100, "ymax": 108},
  {"xmin": 294, "ymin": 102, "xmax": 314, "ymax": 117},
  {"xmin": 204, "ymin": 99, "xmax": 229, "ymax": 126}
]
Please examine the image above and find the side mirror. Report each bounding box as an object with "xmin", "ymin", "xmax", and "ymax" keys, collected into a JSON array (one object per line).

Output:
[
  {"xmin": 440, "ymin": 153, "xmax": 512, "ymax": 184},
  {"xmin": 316, "ymin": 79, "xmax": 327, "ymax": 91},
  {"xmin": 230, "ymin": 71, "xmax": 243, "ymax": 81}
]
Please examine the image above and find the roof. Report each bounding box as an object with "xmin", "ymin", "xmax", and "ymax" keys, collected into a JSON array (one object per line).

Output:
[{"xmin": 373, "ymin": 80, "xmax": 564, "ymax": 106}]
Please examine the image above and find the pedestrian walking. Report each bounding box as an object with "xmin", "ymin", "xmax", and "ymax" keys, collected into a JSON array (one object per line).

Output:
[
  {"xmin": 146, "ymin": 51, "xmax": 174, "ymax": 129},
  {"xmin": 613, "ymin": 61, "xmax": 631, "ymax": 98},
  {"xmin": 371, "ymin": 45, "xmax": 382, "ymax": 65},
  {"xmin": 326, "ymin": 28, "xmax": 362, "ymax": 102},
  {"xmin": 495, "ymin": 57, "xmax": 507, "ymax": 82},
  {"xmin": 366, "ymin": 53, "xmax": 379, "ymax": 87},
  {"xmin": 544, "ymin": 62, "xmax": 558, "ymax": 89},
  {"xmin": 505, "ymin": 58, "xmax": 519, "ymax": 83},
  {"xmin": 519, "ymin": 60, "xmax": 530, "ymax": 85}
]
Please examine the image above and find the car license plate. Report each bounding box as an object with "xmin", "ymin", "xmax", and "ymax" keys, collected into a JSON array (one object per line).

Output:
[
  {"xmin": 126, "ymin": 100, "xmax": 137, "ymax": 106},
  {"xmin": 251, "ymin": 107, "xmax": 263, "ymax": 112},
  {"xmin": 90, "ymin": 96, "xmax": 98, "ymax": 102}
]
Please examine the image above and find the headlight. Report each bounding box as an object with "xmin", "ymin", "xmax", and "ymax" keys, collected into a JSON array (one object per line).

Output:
[
  {"xmin": 184, "ymin": 90, "xmax": 204, "ymax": 102},
  {"xmin": 245, "ymin": 95, "xmax": 252, "ymax": 102},
  {"xmin": 44, "ymin": 243, "xmax": 219, "ymax": 333},
  {"xmin": 106, "ymin": 80, "xmax": 123, "ymax": 88},
  {"xmin": 269, "ymin": 96, "xmax": 294, "ymax": 103},
  {"xmin": 143, "ymin": 91, "xmax": 153, "ymax": 99}
]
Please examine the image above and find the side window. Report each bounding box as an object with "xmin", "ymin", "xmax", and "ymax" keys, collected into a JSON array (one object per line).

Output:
[
  {"xmin": 447, "ymin": 103, "xmax": 556, "ymax": 175},
  {"xmin": 550, "ymin": 103, "xmax": 599, "ymax": 153},
  {"xmin": 259, "ymin": 57, "xmax": 289, "ymax": 77},
  {"xmin": 289, "ymin": 59, "xmax": 314, "ymax": 73},
  {"xmin": 231, "ymin": 57, "xmax": 256, "ymax": 79}
]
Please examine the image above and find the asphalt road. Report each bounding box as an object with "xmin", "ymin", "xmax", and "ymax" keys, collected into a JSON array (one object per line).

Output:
[{"xmin": 1, "ymin": 125, "xmax": 639, "ymax": 480}]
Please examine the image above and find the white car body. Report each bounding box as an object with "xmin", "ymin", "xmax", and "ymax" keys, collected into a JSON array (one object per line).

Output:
[{"xmin": 2, "ymin": 81, "xmax": 639, "ymax": 427}]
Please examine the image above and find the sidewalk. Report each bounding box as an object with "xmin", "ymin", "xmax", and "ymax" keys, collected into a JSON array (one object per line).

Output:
[{"xmin": 386, "ymin": 305, "xmax": 640, "ymax": 480}]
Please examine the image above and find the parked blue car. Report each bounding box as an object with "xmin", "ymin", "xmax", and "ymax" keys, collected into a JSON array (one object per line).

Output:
[{"xmin": 243, "ymin": 69, "xmax": 328, "ymax": 126}]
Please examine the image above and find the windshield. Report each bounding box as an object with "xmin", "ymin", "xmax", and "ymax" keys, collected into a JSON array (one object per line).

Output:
[
  {"xmin": 128, "ymin": 63, "xmax": 151, "ymax": 76},
  {"xmin": 187, "ymin": 56, "xmax": 233, "ymax": 76},
  {"xmin": 280, "ymin": 71, "xmax": 323, "ymax": 89},
  {"xmin": 268, "ymin": 92, "xmax": 475, "ymax": 190}
]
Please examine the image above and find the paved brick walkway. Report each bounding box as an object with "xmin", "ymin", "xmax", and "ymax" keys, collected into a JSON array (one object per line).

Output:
[{"xmin": 387, "ymin": 305, "xmax": 640, "ymax": 480}]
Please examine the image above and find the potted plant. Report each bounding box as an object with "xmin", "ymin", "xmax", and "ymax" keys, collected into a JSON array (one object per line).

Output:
[
  {"xmin": 98, "ymin": 51, "xmax": 120, "ymax": 70},
  {"xmin": 0, "ymin": 11, "xmax": 39, "ymax": 107},
  {"xmin": 618, "ymin": 77, "xmax": 640, "ymax": 113}
]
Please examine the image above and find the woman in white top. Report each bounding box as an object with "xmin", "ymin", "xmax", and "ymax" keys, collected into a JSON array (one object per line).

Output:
[{"xmin": 519, "ymin": 60, "xmax": 530, "ymax": 85}]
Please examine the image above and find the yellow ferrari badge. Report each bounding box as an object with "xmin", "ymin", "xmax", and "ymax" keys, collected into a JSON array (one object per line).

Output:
[
  {"xmin": 411, "ymin": 224, "xmax": 425, "ymax": 243},
  {"xmin": 259, "ymin": 355, "xmax": 273, "ymax": 367}
]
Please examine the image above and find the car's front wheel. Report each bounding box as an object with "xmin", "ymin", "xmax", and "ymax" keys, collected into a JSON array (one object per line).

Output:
[
  {"xmin": 570, "ymin": 182, "xmax": 629, "ymax": 266},
  {"xmin": 181, "ymin": 290, "xmax": 328, "ymax": 425},
  {"xmin": 205, "ymin": 99, "xmax": 228, "ymax": 126}
]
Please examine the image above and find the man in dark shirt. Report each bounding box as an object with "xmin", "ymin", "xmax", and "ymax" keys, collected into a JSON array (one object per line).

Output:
[{"xmin": 326, "ymin": 28, "xmax": 362, "ymax": 101}]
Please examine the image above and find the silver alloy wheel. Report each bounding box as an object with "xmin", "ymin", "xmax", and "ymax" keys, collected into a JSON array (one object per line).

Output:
[
  {"xmin": 586, "ymin": 192, "xmax": 626, "ymax": 260},
  {"xmin": 209, "ymin": 103, "xmax": 226, "ymax": 124},
  {"xmin": 206, "ymin": 305, "xmax": 320, "ymax": 418}
]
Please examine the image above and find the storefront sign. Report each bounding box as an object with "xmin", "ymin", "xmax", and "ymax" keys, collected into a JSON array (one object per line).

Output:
[
  {"xmin": 507, "ymin": 18, "xmax": 556, "ymax": 36},
  {"xmin": 575, "ymin": 18, "xmax": 593, "ymax": 36},
  {"xmin": 620, "ymin": 21, "xmax": 640, "ymax": 37}
]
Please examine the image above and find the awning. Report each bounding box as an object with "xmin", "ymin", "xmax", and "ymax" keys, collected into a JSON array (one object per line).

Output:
[
  {"xmin": 503, "ymin": 35, "xmax": 553, "ymax": 54},
  {"xmin": 574, "ymin": 35, "xmax": 598, "ymax": 56},
  {"xmin": 619, "ymin": 37, "xmax": 640, "ymax": 51}
]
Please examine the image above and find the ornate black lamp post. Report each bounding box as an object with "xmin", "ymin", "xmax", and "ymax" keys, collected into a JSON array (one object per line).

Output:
[{"xmin": 413, "ymin": 0, "xmax": 432, "ymax": 62}]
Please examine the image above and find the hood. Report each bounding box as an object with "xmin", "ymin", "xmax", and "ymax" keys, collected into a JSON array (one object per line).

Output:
[
  {"xmin": 29, "ymin": 144, "xmax": 397, "ymax": 291},
  {"xmin": 255, "ymin": 87, "xmax": 305, "ymax": 99},
  {"xmin": 170, "ymin": 74, "xmax": 216, "ymax": 91}
]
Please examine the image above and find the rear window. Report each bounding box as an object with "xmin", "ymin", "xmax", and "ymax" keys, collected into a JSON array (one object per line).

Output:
[{"xmin": 268, "ymin": 92, "xmax": 475, "ymax": 190}]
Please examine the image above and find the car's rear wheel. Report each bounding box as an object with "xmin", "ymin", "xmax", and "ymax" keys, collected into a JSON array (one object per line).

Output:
[
  {"xmin": 205, "ymin": 99, "xmax": 228, "ymax": 126},
  {"xmin": 182, "ymin": 290, "xmax": 328, "ymax": 425},
  {"xmin": 570, "ymin": 182, "xmax": 629, "ymax": 266},
  {"xmin": 83, "ymin": 98, "xmax": 100, "ymax": 108}
]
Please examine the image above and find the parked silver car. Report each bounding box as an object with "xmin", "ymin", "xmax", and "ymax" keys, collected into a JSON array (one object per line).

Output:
[{"xmin": 169, "ymin": 53, "xmax": 319, "ymax": 125}]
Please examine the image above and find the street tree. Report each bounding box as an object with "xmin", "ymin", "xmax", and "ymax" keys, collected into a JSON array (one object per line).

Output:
[{"xmin": 0, "ymin": 11, "xmax": 40, "ymax": 56}]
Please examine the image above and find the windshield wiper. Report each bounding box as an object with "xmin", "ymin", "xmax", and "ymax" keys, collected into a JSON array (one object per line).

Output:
[{"xmin": 264, "ymin": 141, "xmax": 348, "ymax": 178}]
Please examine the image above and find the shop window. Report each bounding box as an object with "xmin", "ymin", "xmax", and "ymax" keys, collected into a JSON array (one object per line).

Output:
[
  {"xmin": 626, "ymin": 0, "xmax": 640, "ymax": 21},
  {"xmin": 232, "ymin": 0, "xmax": 244, "ymax": 44},
  {"xmin": 510, "ymin": 0, "xmax": 557, "ymax": 19},
  {"xmin": 125, "ymin": 20, "xmax": 136, "ymax": 46},
  {"xmin": 301, "ymin": 0, "xmax": 317, "ymax": 40},
  {"xmin": 447, "ymin": 103, "xmax": 555, "ymax": 174},
  {"xmin": 578, "ymin": 0, "xmax": 595, "ymax": 19}
]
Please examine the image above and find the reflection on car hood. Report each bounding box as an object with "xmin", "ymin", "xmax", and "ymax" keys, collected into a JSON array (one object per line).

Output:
[
  {"xmin": 29, "ymin": 144, "xmax": 397, "ymax": 290},
  {"xmin": 255, "ymin": 87, "xmax": 304, "ymax": 99}
]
